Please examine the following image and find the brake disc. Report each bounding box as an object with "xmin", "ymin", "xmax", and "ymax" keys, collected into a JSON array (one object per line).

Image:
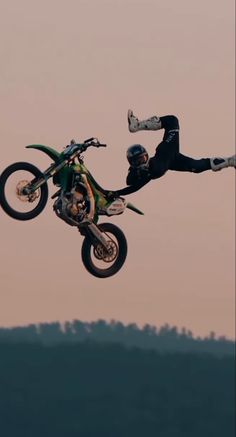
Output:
[
  {"xmin": 93, "ymin": 240, "xmax": 118, "ymax": 263},
  {"xmin": 16, "ymin": 180, "xmax": 39, "ymax": 203}
]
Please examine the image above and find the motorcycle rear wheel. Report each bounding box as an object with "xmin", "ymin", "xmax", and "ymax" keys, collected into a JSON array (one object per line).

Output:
[
  {"xmin": 81, "ymin": 222, "xmax": 128, "ymax": 278},
  {"xmin": 0, "ymin": 162, "xmax": 48, "ymax": 220}
]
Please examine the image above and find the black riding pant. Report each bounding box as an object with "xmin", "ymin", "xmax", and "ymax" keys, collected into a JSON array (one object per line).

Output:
[{"xmin": 150, "ymin": 115, "xmax": 211, "ymax": 178}]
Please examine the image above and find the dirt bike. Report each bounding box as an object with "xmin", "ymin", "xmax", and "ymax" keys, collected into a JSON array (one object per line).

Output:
[{"xmin": 0, "ymin": 138, "xmax": 144, "ymax": 278}]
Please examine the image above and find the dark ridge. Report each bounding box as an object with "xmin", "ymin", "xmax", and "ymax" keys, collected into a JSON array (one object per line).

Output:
[
  {"xmin": 0, "ymin": 341, "xmax": 234, "ymax": 437},
  {"xmin": 0, "ymin": 319, "xmax": 235, "ymax": 356}
]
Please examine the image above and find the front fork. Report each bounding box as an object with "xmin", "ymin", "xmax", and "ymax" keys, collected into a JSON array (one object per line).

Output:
[
  {"xmin": 79, "ymin": 222, "xmax": 110, "ymax": 250},
  {"xmin": 75, "ymin": 174, "xmax": 110, "ymax": 248},
  {"xmin": 22, "ymin": 161, "xmax": 67, "ymax": 195}
]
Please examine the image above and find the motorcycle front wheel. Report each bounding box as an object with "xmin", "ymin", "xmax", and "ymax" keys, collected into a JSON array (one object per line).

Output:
[
  {"xmin": 81, "ymin": 222, "xmax": 128, "ymax": 278},
  {"xmin": 0, "ymin": 162, "xmax": 48, "ymax": 220}
]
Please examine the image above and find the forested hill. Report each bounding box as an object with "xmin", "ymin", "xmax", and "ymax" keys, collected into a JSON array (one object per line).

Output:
[
  {"xmin": 0, "ymin": 341, "xmax": 234, "ymax": 437},
  {"xmin": 0, "ymin": 319, "xmax": 234, "ymax": 355}
]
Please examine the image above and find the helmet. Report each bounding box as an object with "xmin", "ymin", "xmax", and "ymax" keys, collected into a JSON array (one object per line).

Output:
[{"xmin": 126, "ymin": 144, "xmax": 149, "ymax": 168}]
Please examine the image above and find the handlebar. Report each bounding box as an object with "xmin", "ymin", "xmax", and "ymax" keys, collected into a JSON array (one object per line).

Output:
[
  {"xmin": 83, "ymin": 137, "xmax": 107, "ymax": 148},
  {"xmin": 62, "ymin": 138, "xmax": 107, "ymax": 158}
]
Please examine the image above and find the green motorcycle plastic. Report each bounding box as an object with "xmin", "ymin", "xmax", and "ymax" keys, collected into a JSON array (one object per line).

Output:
[{"xmin": 0, "ymin": 138, "xmax": 144, "ymax": 278}]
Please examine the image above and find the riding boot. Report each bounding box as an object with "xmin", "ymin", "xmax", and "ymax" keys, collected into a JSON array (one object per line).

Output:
[
  {"xmin": 128, "ymin": 109, "xmax": 162, "ymax": 132},
  {"xmin": 210, "ymin": 155, "xmax": 236, "ymax": 171}
]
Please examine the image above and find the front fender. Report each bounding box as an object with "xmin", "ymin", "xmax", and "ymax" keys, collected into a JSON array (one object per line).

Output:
[{"xmin": 26, "ymin": 145, "xmax": 61, "ymax": 163}]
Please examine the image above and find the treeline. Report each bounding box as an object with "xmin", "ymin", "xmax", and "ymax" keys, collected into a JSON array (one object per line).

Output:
[
  {"xmin": 0, "ymin": 341, "xmax": 234, "ymax": 437},
  {"xmin": 0, "ymin": 319, "xmax": 234, "ymax": 355}
]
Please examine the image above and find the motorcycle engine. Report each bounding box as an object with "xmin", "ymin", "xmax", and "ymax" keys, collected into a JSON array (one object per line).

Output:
[
  {"xmin": 53, "ymin": 180, "xmax": 89, "ymax": 226},
  {"xmin": 67, "ymin": 185, "xmax": 87, "ymax": 221}
]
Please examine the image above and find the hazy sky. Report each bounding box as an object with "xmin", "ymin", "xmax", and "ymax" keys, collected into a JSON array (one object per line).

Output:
[{"xmin": 0, "ymin": 0, "xmax": 235, "ymax": 338}]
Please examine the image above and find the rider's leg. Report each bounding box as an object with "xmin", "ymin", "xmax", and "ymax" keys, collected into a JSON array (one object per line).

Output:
[
  {"xmin": 128, "ymin": 110, "xmax": 180, "ymax": 133},
  {"xmin": 169, "ymin": 153, "xmax": 236, "ymax": 173},
  {"xmin": 150, "ymin": 128, "xmax": 180, "ymax": 177},
  {"xmin": 169, "ymin": 154, "xmax": 211, "ymax": 173},
  {"xmin": 128, "ymin": 111, "xmax": 236, "ymax": 172},
  {"xmin": 128, "ymin": 109, "xmax": 162, "ymax": 132}
]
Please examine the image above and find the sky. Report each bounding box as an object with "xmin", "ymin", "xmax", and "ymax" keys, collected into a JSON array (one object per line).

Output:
[{"xmin": 0, "ymin": 0, "xmax": 235, "ymax": 338}]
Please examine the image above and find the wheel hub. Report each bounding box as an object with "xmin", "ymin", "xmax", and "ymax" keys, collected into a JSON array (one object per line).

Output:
[
  {"xmin": 94, "ymin": 240, "xmax": 118, "ymax": 263},
  {"xmin": 16, "ymin": 180, "xmax": 39, "ymax": 203}
]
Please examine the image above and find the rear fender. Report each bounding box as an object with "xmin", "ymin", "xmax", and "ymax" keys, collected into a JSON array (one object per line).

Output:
[{"xmin": 126, "ymin": 202, "xmax": 144, "ymax": 215}]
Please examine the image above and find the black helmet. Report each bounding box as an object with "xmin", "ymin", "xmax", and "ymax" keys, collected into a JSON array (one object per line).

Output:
[{"xmin": 126, "ymin": 144, "xmax": 149, "ymax": 168}]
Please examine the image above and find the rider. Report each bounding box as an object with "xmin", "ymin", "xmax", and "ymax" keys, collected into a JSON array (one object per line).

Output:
[{"xmin": 112, "ymin": 110, "xmax": 236, "ymax": 197}]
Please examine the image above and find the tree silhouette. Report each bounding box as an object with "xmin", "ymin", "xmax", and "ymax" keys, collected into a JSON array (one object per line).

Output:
[{"xmin": 0, "ymin": 319, "xmax": 234, "ymax": 355}]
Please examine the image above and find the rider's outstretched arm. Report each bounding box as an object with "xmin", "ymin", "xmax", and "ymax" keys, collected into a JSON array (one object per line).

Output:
[
  {"xmin": 115, "ymin": 170, "xmax": 151, "ymax": 196},
  {"xmin": 115, "ymin": 180, "xmax": 149, "ymax": 196}
]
